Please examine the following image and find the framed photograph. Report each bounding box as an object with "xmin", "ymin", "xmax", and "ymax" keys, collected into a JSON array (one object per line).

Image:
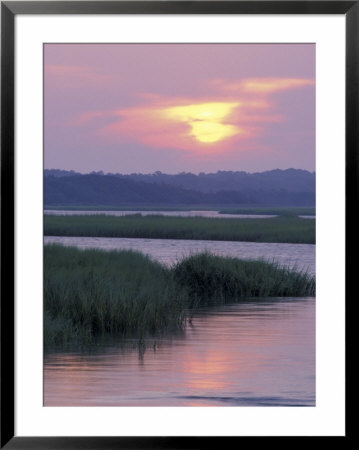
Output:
[{"xmin": 1, "ymin": 1, "xmax": 355, "ymax": 447}]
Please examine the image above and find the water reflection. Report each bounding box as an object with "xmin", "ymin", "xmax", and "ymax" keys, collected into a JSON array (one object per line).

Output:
[
  {"xmin": 44, "ymin": 297, "xmax": 315, "ymax": 407},
  {"xmin": 44, "ymin": 209, "xmax": 278, "ymax": 219}
]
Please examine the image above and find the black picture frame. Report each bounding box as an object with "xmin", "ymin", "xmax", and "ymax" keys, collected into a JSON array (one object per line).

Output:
[{"xmin": 1, "ymin": 1, "xmax": 356, "ymax": 447}]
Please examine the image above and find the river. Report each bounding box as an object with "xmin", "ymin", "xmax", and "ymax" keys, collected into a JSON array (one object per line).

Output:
[{"xmin": 45, "ymin": 209, "xmax": 315, "ymax": 219}]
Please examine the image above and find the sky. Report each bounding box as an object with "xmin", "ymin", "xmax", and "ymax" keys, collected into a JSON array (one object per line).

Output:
[{"xmin": 44, "ymin": 44, "xmax": 315, "ymax": 174}]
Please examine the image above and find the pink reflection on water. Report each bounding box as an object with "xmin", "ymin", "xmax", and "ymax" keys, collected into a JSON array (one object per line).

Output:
[{"xmin": 44, "ymin": 298, "xmax": 315, "ymax": 406}]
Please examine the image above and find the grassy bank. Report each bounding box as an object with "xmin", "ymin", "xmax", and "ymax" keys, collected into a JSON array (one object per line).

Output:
[
  {"xmin": 44, "ymin": 245, "xmax": 315, "ymax": 347},
  {"xmin": 44, "ymin": 214, "xmax": 315, "ymax": 244}
]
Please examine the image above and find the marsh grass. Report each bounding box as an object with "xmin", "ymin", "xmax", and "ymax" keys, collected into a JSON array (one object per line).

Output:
[
  {"xmin": 44, "ymin": 214, "xmax": 315, "ymax": 244},
  {"xmin": 173, "ymin": 252, "xmax": 315, "ymax": 307},
  {"xmin": 44, "ymin": 245, "xmax": 187, "ymax": 347},
  {"xmin": 44, "ymin": 245, "xmax": 315, "ymax": 348}
]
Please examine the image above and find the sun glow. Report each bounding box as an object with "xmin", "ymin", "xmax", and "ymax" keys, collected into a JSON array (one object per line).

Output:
[
  {"xmin": 164, "ymin": 102, "xmax": 240, "ymax": 144},
  {"xmin": 81, "ymin": 76, "xmax": 314, "ymax": 154}
]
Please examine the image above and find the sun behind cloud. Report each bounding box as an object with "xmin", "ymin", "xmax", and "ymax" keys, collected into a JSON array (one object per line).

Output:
[
  {"xmin": 93, "ymin": 99, "xmax": 246, "ymax": 153},
  {"xmin": 73, "ymin": 76, "xmax": 315, "ymax": 155},
  {"xmin": 163, "ymin": 102, "xmax": 241, "ymax": 144}
]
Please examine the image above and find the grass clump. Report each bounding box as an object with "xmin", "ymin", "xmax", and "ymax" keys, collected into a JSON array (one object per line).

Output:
[
  {"xmin": 44, "ymin": 245, "xmax": 187, "ymax": 347},
  {"xmin": 44, "ymin": 245, "xmax": 315, "ymax": 348},
  {"xmin": 173, "ymin": 252, "xmax": 315, "ymax": 306}
]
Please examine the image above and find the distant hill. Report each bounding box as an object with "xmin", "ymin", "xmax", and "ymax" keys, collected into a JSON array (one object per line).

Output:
[
  {"xmin": 121, "ymin": 168, "xmax": 315, "ymax": 194},
  {"xmin": 44, "ymin": 169, "xmax": 315, "ymax": 207}
]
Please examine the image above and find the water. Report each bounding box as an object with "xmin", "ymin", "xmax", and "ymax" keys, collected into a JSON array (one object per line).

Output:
[
  {"xmin": 45, "ymin": 209, "xmax": 315, "ymax": 219},
  {"xmin": 44, "ymin": 297, "xmax": 315, "ymax": 406},
  {"xmin": 44, "ymin": 209, "xmax": 277, "ymax": 219},
  {"xmin": 44, "ymin": 234, "xmax": 315, "ymax": 407},
  {"xmin": 44, "ymin": 236, "xmax": 315, "ymax": 276}
]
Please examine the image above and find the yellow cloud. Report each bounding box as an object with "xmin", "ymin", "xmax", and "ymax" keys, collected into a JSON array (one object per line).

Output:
[
  {"xmin": 242, "ymin": 78, "xmax": 315, "ymax": 93},
  {"xmin": 212, "ymin": 77, "xmax": 315, "ymax": 94}
]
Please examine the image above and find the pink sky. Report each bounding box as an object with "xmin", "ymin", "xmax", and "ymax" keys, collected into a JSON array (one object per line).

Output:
[{"xmin": 44, "ymin": 44, "xmax": 315, "ymax": 174}]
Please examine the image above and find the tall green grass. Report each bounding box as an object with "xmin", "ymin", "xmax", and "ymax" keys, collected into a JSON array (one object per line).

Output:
[
  {"xmin": 173, "ymin": 252, "xmax": 315, "ymax": 306},
  {"xmin": 44, "ymin": 245, "xmax": 187, "ymax": 347},
  {"xmin": 44, "ymin": 245, "xmax": 315, "ymax": 348},
  {"xmin": 44, "ymin": 214, "xmax": 315, "ymax": 244}
]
